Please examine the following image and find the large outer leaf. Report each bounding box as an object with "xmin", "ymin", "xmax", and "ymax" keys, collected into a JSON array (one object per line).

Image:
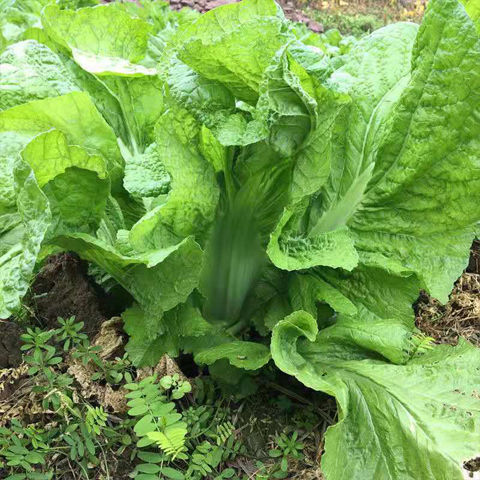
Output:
[
  {"xmin": 349, "ymin": 0, "xmax": 480, "ymax": 301},
  {"xmin": 267, "ymin": 23, "xmax": 417, "ymax": 272},
  {"xmin": 0, "ymin": 125, "xmax": 113, "ymax": 316},
  {"xmin": 21, "ymin": 129, "xmax": 110, "ymax": 236},
  {"xmin": 53, "ymin": 234, "xmax": 203, "ymax": 319},
  {"xmin": 42, "ymin": 4, "xmax": 155, "ymax": 76},
  {"xmin": 272, "ymin": 311, "xmax": 480, "ymax": 480},
  {"xmin": 270, "ymin": 0, "xmax": 480, "ymax": 304},
  {"xmin": 0, "ymin": 92, "xmax": 124, "ymax": 188},
  {"xmin": 0, "ymin": 158, "xmax": 50, "ymax": 318},
  {"xmin": 0, "ymin": 40, "xmax": 79, "ymax": 110},
  {"xmin": 312, "ymin": 22, "xmax": 418, "ymax": 231},
  {"xmin": 129, "ymin": 106, "xmax": 219, "ymax": 249},
  {"xmin": 176, "ymin": 0, "xmax": 289, "ymax": 102}
]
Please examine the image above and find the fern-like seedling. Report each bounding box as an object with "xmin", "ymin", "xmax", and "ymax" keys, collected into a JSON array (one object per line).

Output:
[{"xmin": 125, "ymin": 375, "xmax": 188, "ymax": 464}]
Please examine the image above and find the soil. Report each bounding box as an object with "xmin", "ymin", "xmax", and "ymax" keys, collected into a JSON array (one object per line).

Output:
[
  {"xmin": 30, "ymin": 252, "xmax": 109, "ymax": 338},
  {"xmin": 415, "ymin": 242, "xmax": 480, "ymax": 347},
  {"xmin": 0, "ymin": 321, "xmax": 23, "ymax": 368}
]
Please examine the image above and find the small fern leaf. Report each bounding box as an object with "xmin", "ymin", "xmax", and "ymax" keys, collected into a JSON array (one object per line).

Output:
[{"xmin": 148, "ymin": 422, "xmax": 187, "ymax": 459}]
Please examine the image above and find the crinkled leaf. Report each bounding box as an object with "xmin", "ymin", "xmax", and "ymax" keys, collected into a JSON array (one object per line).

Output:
[
  {"xmin": 129, "ymin": 105, "xmax": 219, "ymax": 249},
  {"xmin": 272, "ymin": 311, "xmax": 480, "ymax": 480},
  {"xmin": 0, "ymin": 40, "xmax": 79, "ymax": 110},
  {"xmin": 195, "ymin": 341, "xmax": 271, "ymax": 371},
  {"xmin": 101, "ymin": 75, "xmax": 164, "ymax": 149},
  {"xmin": 176, "ymin": 0, "xmax": 289, "ymax": 102},
  {"xmin": 53, "ymin": 234, "xmax": 203, "ymax": 319},
  {"xmin": 348, "ymin": 0, "xmax": 480, "ymax": 301},
  {"xmin": 123, "ymin": 143, "xmax": 170, "ymax": 199},
  {"xmin": 0, "ymin": 91, "xmax": 124, "ymax": 188},
  {"xmin": 0, "ymin": 158, "xmax": 50, "ymax": 318},
  {"xmin": 165, "ymin": 58, "xmax": 235, "ymax": 133},
  {"xmin": 22, "ymin": 129, "xmax": 110, "ymax": 236},
  {"xmin": 317, "ymin": 262, "xmax": 421, "ymax": 325},
  {"xmin": 42, "ymin": 4, "xmax": 155, "ymax": 76},
  {"xmin": 123, "ymin": 302, "xmax": 214, "ymax": 367},
  {"xmin": 267, "ymin": 207, "xmax": 358, "ymax": 271},
  {"xmin": 288, "ymin": 272, "xmax": 357, "ymax": 318}
]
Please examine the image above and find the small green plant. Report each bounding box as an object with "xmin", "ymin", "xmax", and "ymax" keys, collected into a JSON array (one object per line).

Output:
[
  {"xmin": 2, "ymin": 317, "xmax": 251, "ymax": 479},
  {"xmin": 56, "ymin": 316, "xmax": 88, "ymax": 351},
  {"xmin": 125, "ymin": 374, "xmax": 190, "ymax": 478},
  {"xmin": 0, "ymin": 319, "xmax": 127, "ymax": 479},
  {"xmin": 72, "ymin": 342, "xmax": 132, "ymax": 385},
  {"xmin": 268, "ymin": 431, "xmax": 304, "ymax": 479},
  {"xmin": 20, "ymin": 327, "xmax": 56, "ymax": 355},
  {"xmin": 85, "ymin": 406, "xmax": 108, "ymax": 436},
  {"xmin": 24, "ymin": 346, "xmax": 72, "ymax": 411},
  {"xmin": 307, "ymin": 10, "xmax": 384, "ymax": 36}
]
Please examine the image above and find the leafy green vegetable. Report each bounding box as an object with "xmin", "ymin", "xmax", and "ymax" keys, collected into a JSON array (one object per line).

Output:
[
  {"xmin": 0, "ymin": 91, "xmax": 124, "ymax": 187},
  {"xmin": 1, "ymin": 0, "xmax": 480, "ymax": 477},
  {"xmin": 42, "ymin": 4, "xmax": 156, "ymax": 76},
  {"xmin": 195, "ymin": 341, "xmax": 271, "ymax": 370},
  {"xmin": 0, "ymin": 158, "xmax": 50, "ymax": 318},
  {"xmin": 0, "ymin": 40, "xmax": 79, "ymax": 110},
  {"xmin": 271, "ymin": 311, "xmax": 480, "ymax": 480}
]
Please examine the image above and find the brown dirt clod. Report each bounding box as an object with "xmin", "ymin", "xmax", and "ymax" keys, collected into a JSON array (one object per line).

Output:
[
  {"xmin": 31, "ymin": 252, "xmax": 107, "ymax": 338},
  {"xmin": 0, "ymin": 321, "xmax": 24, "ymax": 368}
]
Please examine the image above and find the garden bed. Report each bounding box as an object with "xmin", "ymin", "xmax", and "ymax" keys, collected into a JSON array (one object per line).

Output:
[{"xmin": 1, "ymin": 0, "xmax": 480, "ymax": 478}]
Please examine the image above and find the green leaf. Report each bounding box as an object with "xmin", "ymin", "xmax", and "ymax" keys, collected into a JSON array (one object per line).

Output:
[
  {"xmin": 0, "ymin": 158, "xmax": 50, "ymax": 317},
  {"xmin": 124, "ymin": 302, "xmax": 214, "ymax": 367},
  {"xmin": 21, "ymin": 129, "xmax": 110, "ymax": 236},
  {"xmin": 0, "ymin": 40, "xmax": 79, "ymax": 110},
  {"xmin": 288, "ymin": 272, "xmax": 357, "ymax": 318},
  {"xmin": 42, "ymin": 4, "xmax": 155, "ymax": 76},
  {"xmin": 128, "ymin": 404, "xmax": 149, "ymax": 417},
  {"xmin": 195, "ymin": 341, "xmax": 271, "ymax": 370},
  {"xmin": 316, "ymin": 263, "xmax": 421, "ymax": 328},
  {"xmin": 1, "ymin": 0, "xmax": 50, "ymax": 47},
  {"xmin": 165, "ymin": 58, "xmax": 235, "ymax": 135},
  {"xmin": 137, "ymin": 463, "xmax": 161, "ymax": 474},
  {"xmin": 134, "ymin": 474, "xmax": 159, "ymax": 480},
  {"xmin": 319, "ymin": 1, "xmax": 478, "ymax": 302},
  {"xmin": 132, "ymin": 411, "xmax": 155, "ymax": 437},
  {"xmin": 269, "ymin": 449, "xmax": 282, "ymax": 458},
  {"xmin": 102, "ymin": 75, "xmax": 164, "ymax": 149},
  {"xmin": 128, "ymin": 105, "xmax": 219, "ymax": 247},
  {"xmin": 176, "ymin": 0, "xmax": 289, "ymax": 102},
  {"xmin": 268, "ymin": 208, "xmax": 358, "ymax": 271},
  {"xmin": 348, "ymin": 0, "xmax": 480, "ymax": 302},
  {"xmin": 271, "ymin": 311, "xmax": 480, "ymax": 480},
  {"xmin": 136, "ymin": 451, "xmax": 164, "ymax": 463},
  {"xmin": 461, "ymin": 0, "xmax": 480, "ymax": 31},
  {"xmin": 123, "ymin": 143, "xmax": 170, "ymax": 199},
  {"xmin": 161, "ymin": 467, "xmax": 185, "ymax": 480},
  {"xmin": 53, "ymin": 234, "xmax": 203, "ymax": 320},
  {"xmin": 24, "ymin": 452, "xmax": 44, "ymax": 464},
  {"xmin": 0, "ymin": 91, "xmax": 124, "ymax": 189}
]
